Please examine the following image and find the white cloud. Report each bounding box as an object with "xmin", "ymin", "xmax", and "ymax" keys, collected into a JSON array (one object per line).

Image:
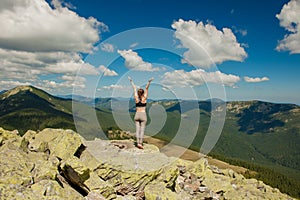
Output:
[
  {"xmin": 0, "ymin": 49, "xmax": 41, "ymax": 81},
  {"xmin": 61, "ymin": 75, "xmax": 86, "ymax": 82},
  {"xmin": 43, "ymin": 80, "xmax": 85, "ymax": 90},
  {"xmin": 244, "ymin": 76, "xmax": 269, "ymax": 83},
  {"xmin": 42, "ymin": 74, "xmax": 86, "ymax": 89},
  {"xmin": 276, "ymin": 0, "xmax": 300, "ymax": 54},
  {"xmin": 0, "ymin": 0, "xmax": 107, "ymax": 53},
  {"xmin": 0, "ymin": 49, "xmax": 100, "ymax": 78},
  {"xmin": 0, "ymin": 0, "xmax": 108, "ymax": 92},
  {"xmin": 51, "ymin": 0, "xmax": 76, "ymax": 10},
  {"xmin": 117, "ymin": 49, "xmax": 160, "ymax": 71},
  {"xmin": 101, "ymin": 43, "xmax": 115, "ymax": 53},
  {"xmin": 98, "ymin": 84, "xmax": 132, "ymax": 97},
  {"xmin": 0, "ymin": 75, "xmax": 87, "ymax": 93},
  {"xmin": 98, "ymin": 65, "xmax": 118, "ymax": 76},
  {"xmin": 0, "ymin": 80, "xmax": 32, "ymax": 90},
  {"xmin": 129, "ymin": 42, "xmax": 139, "ymax": 48},
  {"xmin": 102, "ymin": 84, "xmax": 130, "ymax": 90},
  {"xmin": 161, "ymin": 69, "xmax": 240, "ymax": 88},
  {"xmin": 232, "ymin": 26, "xmax": 248, "ymax": 36},
  {"xmin": 46, "ymin": 61, "xmax": 99, "ymax": 75},
  {"xmin": 171, "ymin": 19, "xmax": 247, "ymax": 68}
]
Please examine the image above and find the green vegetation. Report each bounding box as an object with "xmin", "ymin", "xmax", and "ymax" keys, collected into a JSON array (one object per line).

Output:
[
  {"xmin": 236, "ymin": 101, "xmax": 297, "ymax": 134},
  {"xmin": 0, "ymin": 87, "xmax": 75, "ymax": 135},
  {"xmin": 209, "ymin": 153, "xmax": 300, "ymax": 198},
  {"xmin": 0, "ymin": 108, "xmax": 75, "ymax": 134},
  {"xmin": 139, "ymin": 100, "xmax": 300, "ymax": 199},
  {"xmin": 1, "ymin": 85, "xmax": 300, "ymax": 198}
]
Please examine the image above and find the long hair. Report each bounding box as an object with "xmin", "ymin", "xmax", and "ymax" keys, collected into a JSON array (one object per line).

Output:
[{"xmin": 137, "ymin": 88, "xmax": 144, "ymax": 100}]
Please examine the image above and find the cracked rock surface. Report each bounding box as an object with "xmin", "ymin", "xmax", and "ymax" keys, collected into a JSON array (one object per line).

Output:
[{"xmin": 0, "ymin": 127, "xmax": 296, "ymax": 200}]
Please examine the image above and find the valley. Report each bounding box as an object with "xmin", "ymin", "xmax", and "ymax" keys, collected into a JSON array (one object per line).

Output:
[{"xmin": 1, "ymin": 85, "xmax": 300, "ymax": 198}]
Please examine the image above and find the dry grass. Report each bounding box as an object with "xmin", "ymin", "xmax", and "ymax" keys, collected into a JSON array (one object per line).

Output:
[{"xmin": 144, "ymin": 136, "xmax": 248, "ymax": 174}]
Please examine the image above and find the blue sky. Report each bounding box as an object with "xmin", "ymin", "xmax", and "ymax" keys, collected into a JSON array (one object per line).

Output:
[{"xmin": 1, "ymin": 0, "xmax": 300, "ymax": 104}]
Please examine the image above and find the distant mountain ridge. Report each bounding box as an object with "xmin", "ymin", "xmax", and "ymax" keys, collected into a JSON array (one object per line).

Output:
[
  {"xmin": 0, "ymin": 85, "xmax": 121, "ymax": 139},
  {"xmin": 1, "ymin": 85, "xmax": 300, "ymax": 198},
  {"xmin": 0, "ymin": 85, "xmax": 75, "ymax": 134},
  {"xmin": 1, "ymin": 85, "xmax": 299, "ymax": 138},
  {"xmin": 1, "ymin": 85, "xmax": 299, "ymax": 143},
  {"xmin": 232, "ymin": 100, "xmax": 298, "ymax": 134}
]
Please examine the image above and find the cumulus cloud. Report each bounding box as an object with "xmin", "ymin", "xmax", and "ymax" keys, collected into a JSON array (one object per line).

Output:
[
  {"xmin": 0, "ymin": 75, "xmax": 87, "ymax": 93},
  {"xmin": 98, "ymin": 84, "xmax": 132, "ymax": 97},
  {"xmin": 51, "ymin": 0, "xmax": 76, "ymax": 10},
  {"xmin": 61, "ymin": 75, "xmax": 85, "ymax": 82},
  {"xmin": 161, "ymin": 69, "xmax": 240, "ymax": 88},
  {"xmin": 42, "ymin": 79, "xmax": 85, "ymax": 90},
  {"xmin": 276, "ymin": 0, "xmax": 300, "ymax": 54},
  {"xmin": 102, "ymin": 84, "xmax": 130, "ymax": 90},
  {"xmin": 0, "ymin": 0, "xmax": 107, "ymax": 52},
  {"xmin": 45, "ymin": 61, "xmax": 99, "ymax": 75},
  {"xmin": 232, "ymin": 26, "xmax": 248, "ymax": 36},
  {"xmin": 0, "ymin": 0, "xmax": 108, "ymax": 91},
  {"xmin": 244, "ymin": 76, "xmax": 270, "ymax": 83},
  {"xmin": 101, "ymin": 43, "xmax": 115, "ymax": 53},
  {"xmin": 98, "ymin": 65, "xmax": 118, "ymax": 76},
  {"xmin": 0, "ymin": 49, "xmax": 100, "ymax": 80},
  {"xmin": 129, "ymin": 42, "xmax": 139, "ymax": 48},
  {"xmin": 0, "ymin": 47, "xmax": 101, "ymax": 91},
  {"xmin": 0, "ymin": 80, "xmax": 32, "ymax": 90},
  {"xmin": 41, "ymin": 74, "xmax": 86, "ymax": 89},
  {"xmin": 117, "ymin": 49, "xmax": 160, "ymax": 71},
  {"xmin": 172, "ymin": 19, "xmax": 247, "ymax": 68}
]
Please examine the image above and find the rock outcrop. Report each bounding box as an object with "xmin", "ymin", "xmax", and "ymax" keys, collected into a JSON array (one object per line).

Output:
[{"xmin": 0, "ymin": 127, "xmax": 295, "ymax": 199}]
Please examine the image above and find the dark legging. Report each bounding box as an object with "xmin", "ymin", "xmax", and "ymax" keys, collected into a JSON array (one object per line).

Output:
[{"xmin": 134, "ymin": 112, "xmax": 147, "ymax": 144}]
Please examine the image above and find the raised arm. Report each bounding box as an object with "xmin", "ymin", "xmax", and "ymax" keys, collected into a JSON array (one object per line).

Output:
[
  {"xmin": 144, "ymin": 77, "xmax": 154, "ymax": 99},
  {"xmin": 128, "ymin": 76, "xmax": 138, "ymax": 101}
]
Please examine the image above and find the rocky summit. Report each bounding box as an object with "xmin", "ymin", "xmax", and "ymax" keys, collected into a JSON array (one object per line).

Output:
[{"xmin": 0, "ymin": 127, "xmax": 295, "ymax": 200}]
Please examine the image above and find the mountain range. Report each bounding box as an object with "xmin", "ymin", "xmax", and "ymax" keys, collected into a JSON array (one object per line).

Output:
[{"xmin": 1, "ymin": 85, "xmax": 300, "ymax": 198}]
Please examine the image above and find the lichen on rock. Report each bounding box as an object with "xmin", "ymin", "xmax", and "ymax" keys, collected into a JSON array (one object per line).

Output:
[{"xmin": 0, "ymin": 127, "xmax": 296, "ymax": 200}]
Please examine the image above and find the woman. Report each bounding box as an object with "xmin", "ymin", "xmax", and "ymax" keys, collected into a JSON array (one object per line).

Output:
[{"xmin": 128, "ymin": 76, "xmax": 154, "ymax": 149}]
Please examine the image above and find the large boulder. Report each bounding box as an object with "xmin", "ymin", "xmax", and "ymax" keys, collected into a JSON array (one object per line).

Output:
[
  {"xmin": 29, "ymin": 153, "xmax": 60, "ymax": 182},
  {"xmin": 0, "ymin": 142, "xmax": 33, "ymax": 185},
  {"xmin": 30, "ymin": 179, "xmax": 83, "ymax": 199},
  {"xmin": 0, "ymin": 127, "xmax": 297, "ymax": 200},
  {"xmin": 0, "ymin": 127, "xmax": 19, "ymax": 143},
  {"xmin": 144, "ymin": 181, "xmax": 182, "ymax": 200},
  {"xmin": 0, "ymin": 183, "xmax": 41, "ymax": 200},
  {"xmin": 84, "ymin": 139, "xmax": 178, "ymax": 198},
  {"xmin": 23, "ymin": 128, "xmax": 83, "ymax": 160},
  {"xmin": 60, "ymin": 156, "xmax": 91, "ymax": 193},
  {"xmin": 84, "ymin": 172, "xmax": 116, "ymax": 199},
  {"xmin": 0, "ymin": 128, "xmax": 86, "ymax": 199}
]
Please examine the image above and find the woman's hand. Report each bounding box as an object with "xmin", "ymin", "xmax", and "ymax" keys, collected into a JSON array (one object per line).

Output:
[
  {"xmin": 145, "ymin": 77, "xmax": 154, "ymax": 90},
  {"xmin": 128, "ymin": 76, "xmax": 133, "ymax": 82}
]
